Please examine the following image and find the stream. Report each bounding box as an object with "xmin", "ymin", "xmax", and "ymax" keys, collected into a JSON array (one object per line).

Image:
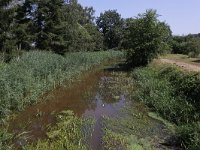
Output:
[{"xmin": 9, "ymin": 61, "xmax": 176, "ymax": 149}]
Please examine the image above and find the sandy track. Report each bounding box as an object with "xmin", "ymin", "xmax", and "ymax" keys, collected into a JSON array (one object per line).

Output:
[{"xmin": 160, "ymin": 59, "xmax": 200, "ymax": 72}]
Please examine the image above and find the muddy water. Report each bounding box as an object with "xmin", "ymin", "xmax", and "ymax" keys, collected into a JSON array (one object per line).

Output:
[
  {"xmin": 9, "ymin": 61, "xmax": 126, "ymax": 148},
  {"xmin": 82, "ymin": 76, "xmax": 127, "ymax": 150},
  {"xmin": 9, "ymin": 61, "xmax": 175, "ymax": 150}
]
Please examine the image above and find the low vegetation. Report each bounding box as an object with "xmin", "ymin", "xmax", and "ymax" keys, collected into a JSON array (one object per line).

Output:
[
  {"xmin": 0, "ymin": 50, "xmax": 123, "ymax": 149},
  {"xmin": 25, "ymin": 110, "xmax": 94, "ymax": 150},
  {"xmin": 0, "ymin": 50, "xmax": 123, "ymax": 119},
  {"xmin": 1, "ymin": 1, "xmax": 200, "ymax": 150},
  {"xmin": 103, "ymin": 129, "xmax": 154, "ymax": 150},
  {"xmin": 132, "ymin": 62, "xmax": 200, "ymax": 149}
]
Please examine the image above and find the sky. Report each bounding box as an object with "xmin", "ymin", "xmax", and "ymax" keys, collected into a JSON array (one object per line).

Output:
[{"xmin": 78, "ymin": 0, "xmax": 200, "ymax": 35}]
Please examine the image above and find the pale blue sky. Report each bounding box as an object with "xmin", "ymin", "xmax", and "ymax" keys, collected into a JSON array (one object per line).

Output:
[{"xmin": 78, "ymin": 0, "xmax": 200, "ymax": 35}]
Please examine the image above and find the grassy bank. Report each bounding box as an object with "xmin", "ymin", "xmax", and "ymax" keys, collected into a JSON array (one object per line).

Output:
[
  {"xmin": 132, "ymin": 62, "xmax": 200, "ymax": 149},
  {"xmin": 0, "ymin": 50, "xmax": 123, "ymax": 149},
  {"xmin": 0, "ymin": 50, "xmax": 123, "ymax": 119}
]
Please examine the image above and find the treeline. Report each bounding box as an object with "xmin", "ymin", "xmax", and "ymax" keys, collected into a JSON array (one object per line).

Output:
[
  {"xmin": 171, "ymin": 34, "xmax": 200, "ymax": 57},
  {"xmin": 1, "ymin": 0, "xmax": 200, "ymax": 66},
  {"xmin": 0, "ymin": 0, "xmax": 104, "ymax": 58},
  {"xmin": 1, "ymin": 0, "xmax": 173, "ymax": 67}
]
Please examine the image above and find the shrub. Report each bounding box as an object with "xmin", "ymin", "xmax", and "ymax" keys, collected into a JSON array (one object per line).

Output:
[
  {"xmin": 177, "ymin": 122, "xmax": 200, "ymax": 150},
  {"xmin": 125, "ymin": 9, "xmax": 171, "ymax": 67},
  {"xmin": 132, "ymin": 64, "xmax": 200, "ymax": 149},
  {"xmin": 132, "ymin": 66, "xmax": 195, "ymax": 124},
  {"xmin": 159, "ymin": 66, "xmax": 200, "ymax": 112}
]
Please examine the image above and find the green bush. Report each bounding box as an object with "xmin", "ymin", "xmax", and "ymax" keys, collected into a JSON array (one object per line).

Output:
[
  {"xmin": 172, "ymin": 36, "xmax": 200, "ymax": 57},
  {"xmin": 125, "ymin": 10, "xmax": 171, "ymax": 67},
  {"xmin": 132, "ymin": 64, "xmax": 200, "ymax": 149},
  {"xmin": 132, "ymin": 67, "xmax": 195, "ymax": 124},
  {"xmin": 159, "ymin": 66, "xmax": 200, "ymax": 113},
  {"xmin": 177, "ymin": 122, "xmax": 200, "ymax": 150}
]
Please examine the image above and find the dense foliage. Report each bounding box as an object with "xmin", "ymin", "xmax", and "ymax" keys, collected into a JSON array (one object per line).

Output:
[
  {"xmin": 1, "ymin": 1, "xmax": 200, "ymax": 149},
  {"xmin": 0, "ymin": 0, "xmax": 104, "ymax": 56},
  {"xmin": 133, "ymin": 64, "xmax": 200, "ymax": 149},
  {"xmin": 172, "ymin": 34, "xmax": 200, "ymax": 57},
  {"xmin": 125, "ymin": 10, "xmax": 172, "ymax": 67},
  {"xmin": 0, "ymin": 1, "xmax": 174, "ymax": 64},
  {"xmin": 96, "ymin": 10, "xmax": 124, "ymax": 49},
  {"xmin": 0, "ymin": 0, "xmax": 17, "ymax": 58}
]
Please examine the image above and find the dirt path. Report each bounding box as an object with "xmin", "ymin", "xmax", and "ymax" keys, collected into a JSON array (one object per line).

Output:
[{"xmin": 160, "ymin": 58, "xmax": 200, "ymax": 72}]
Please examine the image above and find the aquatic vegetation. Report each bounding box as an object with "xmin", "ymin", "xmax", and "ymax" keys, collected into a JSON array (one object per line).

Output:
[
  {"xmin": 101, "ymin": 71, "xmax": 171, "ymax": 150},
  {"xmin": 25, "ymin": 110, "xmax": 94, "ymax": 150},
  {"xmin": 103, "ymin": 129, "xmax": 156, "ymax": 150},
  {"xmin": 102, "ymin": 129, "xmax": 128, "ymax": 150}
]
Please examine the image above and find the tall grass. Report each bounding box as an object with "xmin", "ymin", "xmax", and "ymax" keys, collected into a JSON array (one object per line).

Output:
[
  {"xmin": 132, "ymin": 64, "xmax": 200, "ymax": 149},
  {"xmin": 0, "ymin": 50, "xmax": 123, "ymax": 119}
]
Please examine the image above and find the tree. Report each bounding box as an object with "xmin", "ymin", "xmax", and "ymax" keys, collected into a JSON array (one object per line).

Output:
[
  {"xmin": 14, "ymin": 0, "xmax": 35, "ymax": 51},
  {"xmin": 0, "ymin": 0, "xmax": 105, "ymax": 54},
  {"xmin": 0, "ymin": 0, "xmax": 16, "ymax": 53},
  {"xmin": 171, "ymin": 35, "xmax": 200, "ymax": 57},
  {"xmin": 33, "ymin": 0, "xmax": 66, "ymax": 53},
  {"xmin": 96, "ymin": 10, "xmax": 123, "ymax": 49},
  {"xmin": 186, "ymin": 38, "xmax": 200, "ymax": 57},
  {"xmin": 83, "ymin": 24, "xmax": 104, "ymax": 51},
  {"xmin": 64, "ymin": 1, "xmax": 103, "ymax": 52},
  {"xmin": 78, "ymin": 6, "xmax": 95, "ymax": 25},
  {"xmin": 126, "ymin": 9, "xmax": 172, "ymax": 66}
]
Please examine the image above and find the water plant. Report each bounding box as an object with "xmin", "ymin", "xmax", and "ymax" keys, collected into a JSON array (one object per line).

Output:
[{"xmin": 25, "ymin": 110, "xmax": 94, "ymax": 150}]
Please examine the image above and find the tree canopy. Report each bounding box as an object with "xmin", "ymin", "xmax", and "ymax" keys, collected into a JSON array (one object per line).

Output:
[
  {"xmin": 125, "ymin": 9, "xmax": 172, "ymax": 66},
  {"xmin": 0, "ymin": 1, "xmax": 177, "ymax": 65},
  {"xmin": 96, "ymin": 10, "xmax": 124, "ymax": 49},
  {"xmin": 0, "ymin": 0, "xmax": 104, "ymax": 56}
]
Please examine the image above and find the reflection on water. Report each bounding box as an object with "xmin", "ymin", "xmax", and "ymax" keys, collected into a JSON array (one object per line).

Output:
[
  {"xmin": 8, "ymin": 61, "xmax": 175, "ymax": 150},
  {"xmin": 9, "ymin": 62, "xmax": 126, "ymax": 148}
]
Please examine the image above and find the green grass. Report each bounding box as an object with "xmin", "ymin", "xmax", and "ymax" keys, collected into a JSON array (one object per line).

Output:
[
  {"xmin": 132, "ymin": 62, "xmax": 200, "ymax": 149},
  {"xmin": 0, "ymin": 128, "xmax": 13, "ymax": 150},
  {"xmin": 0, "ymin": 50, "xmax": 123, "ymax": 149},
  {"xmin": 0, "ymin": 50, "xmax": 123, "ymax": 119}
]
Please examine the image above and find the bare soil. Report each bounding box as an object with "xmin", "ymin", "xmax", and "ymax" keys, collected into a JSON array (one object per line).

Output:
[{"xmin": 160, "ymin": 58, "xmax": 200, "ymax": 72}]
